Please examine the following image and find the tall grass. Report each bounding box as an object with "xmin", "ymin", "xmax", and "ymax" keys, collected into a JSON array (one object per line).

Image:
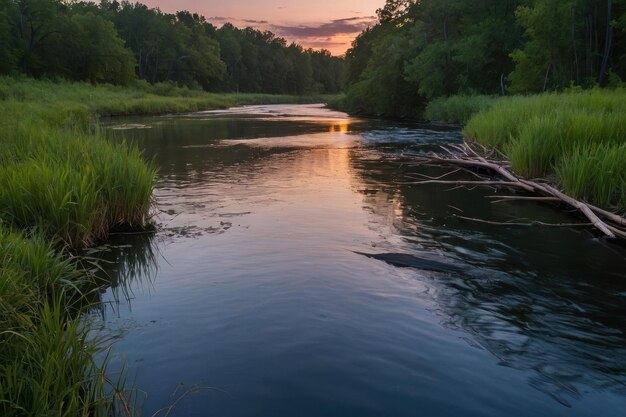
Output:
[
  {"xmin": 0, "ymin": 228, "xmax": 118, "ymax": 416},
  {"xmin": 0, "ymin": 77, "xmax": 339, "ymax": 117},
  {"xmin": 424, "ymin": 95, "xmax": 497, "ymax": 124},
  {"xmin": 557, "ymin": 144, "xmax": 626, "ymax": 209},
  {"xmin": 462, "ymin": 89, "xmax": 626, "ymax": 210},
  {"xmin": 0, "ymin": 115, "xmax": 157, "ymax": 247},
  {"xmin": 509, "ymin": 111, "xmax": 626, "ymax": 178}
]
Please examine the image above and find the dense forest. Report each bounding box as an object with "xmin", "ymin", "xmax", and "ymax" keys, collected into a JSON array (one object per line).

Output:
[
  {"xmin": 0, "ymin": 0, "xmax": 344, "ymax": 94},
  {"xmin": 2, "ymin": 0, "xmax": 625, "ymax": 113},
  {"xmin": 343, "ymin": 0, "xmax": 626, "ymax": 117}
]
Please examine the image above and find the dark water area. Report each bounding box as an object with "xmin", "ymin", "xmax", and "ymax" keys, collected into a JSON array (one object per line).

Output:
[{"xmin": 97, "ymin": 104, "xmax": 626, "ymax": 416}]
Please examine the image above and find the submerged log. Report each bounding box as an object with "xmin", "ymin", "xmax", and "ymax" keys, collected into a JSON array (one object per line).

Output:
[{"xmin": 354, "ymin": 252, "xmax": 466, "ymax": 274}]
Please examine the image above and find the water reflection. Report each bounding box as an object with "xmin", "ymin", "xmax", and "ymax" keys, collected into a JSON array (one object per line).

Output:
[
  {"xmin": 351, "ymin": 149, "xmax": 626, "ymax": 406},
  {"xmin": 87, "ymin": 232, "xmax": 159, "ymax": 318},
  {"xmin": 101, "ymin": 105, "xmax": 626, "ymax": 416},
  {"xmin": 329, "ymin": 121, "xmax": 350, "ymax": 133}
]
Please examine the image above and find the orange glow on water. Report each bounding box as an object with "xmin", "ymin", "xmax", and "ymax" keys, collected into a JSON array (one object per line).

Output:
[{"xmin": 329, "ymin": 121, "xmax": 350, "ymax": 133}]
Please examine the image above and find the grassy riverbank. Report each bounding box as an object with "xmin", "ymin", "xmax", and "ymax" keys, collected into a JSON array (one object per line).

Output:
[
  {"xmin": 423, "ymin": 95, "xmax": 497, "ymax": 125},
  {"xmin": 0, "ymin": 229, "xmax": 118, "ymax": 416},
  {"xmin": 0, "ymin": 78, "xmax": 157, "ymax": 415},
  {"xmin": 0, "ymin": 77, "xmax": 338, "ymax": 116},
  {"xmin": 0, "ymin": 77, "xmax": 336, "ymax": 415},
  {"xmin": 425, "ymin": 90, "xmax": 626, "ymax": 211}
]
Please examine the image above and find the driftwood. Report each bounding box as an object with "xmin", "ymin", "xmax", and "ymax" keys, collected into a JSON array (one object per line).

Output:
[
  {"xmin": 402, "ymin": 143, "xmax": 626, "ymax": 240},
  {"xmin": 486, "ymin": 196, "xmax": 561, "ymax": 203},
  {"xmin": 453, "ymin": 215, "xmax": 593, "ymax": 228}
]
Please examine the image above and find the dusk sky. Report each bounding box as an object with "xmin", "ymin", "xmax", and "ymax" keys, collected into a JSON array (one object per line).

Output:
[{"xmin": 142, "ymin": 0, "xmax": 381, "ymax": 55}]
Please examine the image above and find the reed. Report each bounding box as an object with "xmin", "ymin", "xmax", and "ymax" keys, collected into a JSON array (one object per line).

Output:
[
  {"xmin": 0, "ymin": 228, "xmax": 118, "ymax": 416},
  {"xmin": 557, "ymin": 144, "xmax": 626, "ymax": 209},
  {"xmin": 0, "ymin": 123, "xmax": 157, "ymax": 248},
  {"xmin": 509, "ymin": 111, "xmax": 626, "ymax": 178},
  {"xmin": 0, "ymin": 77, "xmax": 339, "ymax": 117},
  {"xmin": 462, "ymin": 89, "xmax": 626, "ymax": 210},
  {"xmin": 423, "ymin": 95, "xmax": 497, "ymax": 124}
]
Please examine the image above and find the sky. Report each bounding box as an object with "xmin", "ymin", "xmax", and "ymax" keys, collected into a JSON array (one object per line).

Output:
[{"xmin": 142, "ymin": 0, "xmax": 382, "ymax": 55}]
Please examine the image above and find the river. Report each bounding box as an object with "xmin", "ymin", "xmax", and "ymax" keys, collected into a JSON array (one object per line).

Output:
[{"xmin": 98, "ymin": 104, "xmax": 626, "ymax": 416}]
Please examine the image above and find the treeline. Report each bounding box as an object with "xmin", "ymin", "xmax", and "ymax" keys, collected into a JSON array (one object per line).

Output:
[
  {"xmin": 0, "ymin": 0, "xmax": 344, "ymax": 94},
  {"xmin": 343, "ymin": 0, "xmax": 626, "ymax": 117}
]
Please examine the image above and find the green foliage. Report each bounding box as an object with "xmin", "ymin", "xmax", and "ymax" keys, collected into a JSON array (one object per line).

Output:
[
  {"xmin": 110, "ymin": 3, "xmax": 226, "ymax": 90},
  {"xmin": 69, "ymin": 12, "xmax": 136, "ymax": 84},
  {"xmin": 343, "ymin": 29, "xmax": 425, "ymax": 117},
  {"xmin": 424, "ymin": 95, "xmax": 497, "ymax": 124},
  {"xmin": 0, "ymin": 1, "xmax": 344, "ymax": 94},
  {"xmin": 343, "ymin": 26, "xmax": 383, "ymax": 89},
  {"xmin": 343, "ymin": 0, "xmax": 626, "ymax": 118},
  {"xmin": 213, "ymin": 24, "xmax": 343, "ymax": 94},
  {"xmin": 376, "ymin": 0, "xmax": 415, "ymax": 23},
  {"xmin": 509, "ymin": 0, "xmax": 580, "ymax": 92},
  {"xmin": 310, "ymin": 49, "xmax": 344, "ymax": 93},
  {"xmin": 0, "ymin": 1, "xmax": 16, "ymax": 73},
  {"xmin": 0, "ymin": 160, "xmax": 102, "ymax": 248},
  {"xmin": 510, "ymin": 110, "xmax": 626, "ymax": 177},
  {"xmin": 343, "ymin": 0, "xmax": 523, "ymax": 118}
]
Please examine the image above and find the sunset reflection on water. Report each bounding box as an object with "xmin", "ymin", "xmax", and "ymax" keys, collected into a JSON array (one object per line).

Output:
[{"xmin": 328, "ymin": 120, "xmax": 350, "ymax": 133}]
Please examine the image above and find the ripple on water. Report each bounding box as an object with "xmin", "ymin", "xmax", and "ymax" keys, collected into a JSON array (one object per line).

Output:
[{"xmin": 98, "ymin": 104, "xmax": 626, "ymax": 417}]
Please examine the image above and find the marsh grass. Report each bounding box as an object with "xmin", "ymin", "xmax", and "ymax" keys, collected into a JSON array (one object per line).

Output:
[
  {"xmin": 462, "ymin": 89, "xmax": 626, "ymax": 210},
  {"xmin": 557, "ymin": 144, "xmax": 626, "ymax": 209},
  {"xmin": 0, "ymin": 77, "xmax": 339, "ymax": 117},
  {"xmin": 0, "ymin": 296, "xmax": 113, "ymax": 417},
  {"xmin": 0, "ymin": 123, "xmax": 157, "ymax": 248},
  {"xmin": 424, "ymin": 95, "xmax": 497, "ymax": 124},
  {"xmin": 0, "ymin": 228, "xmax": 120, "ymax": 416},
  {"xmin": 0, "ymin": 77, "xmax": 159, "ymax": 414}
]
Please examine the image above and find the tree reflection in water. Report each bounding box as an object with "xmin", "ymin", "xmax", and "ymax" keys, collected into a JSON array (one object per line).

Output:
[{"xmin": 351, "ymin": 143, "xmax": 626, "ymax": 406}]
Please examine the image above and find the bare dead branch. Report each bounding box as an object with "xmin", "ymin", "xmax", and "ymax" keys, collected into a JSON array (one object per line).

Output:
[
  {"xmin": 486, "ymin": 196, "xmax": 562, "ymax": 203},
  {"xmin": 454, "ymin": 215, "xmax": 593, "ymax": 228},
  {"xmin": 404, "ymin": 180, "xmax": 527, "ymax": 188},
  {"xmin": 403, "ymin": 144, "xmax": 626, "ymax": 240},
  {"xmin": 519, "ymin": 179, "xmax": 616, "ymax": 238}
]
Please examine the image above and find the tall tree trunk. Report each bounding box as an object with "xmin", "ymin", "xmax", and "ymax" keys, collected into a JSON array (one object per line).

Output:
[
  {"xmin": 571, "ymin": 8, "xmax": 579, "ymax": 83},
  {"xmin": 543, "ymin": 62, "xmax": 553, "ymax": 92},
  {"xmin": 598, "ymin": 0, "xmax": 613, "ymax": 86},
  {"xmin": 17, "ymin": 0, "xmax": 25, "ymax": 38},
  {"xmin": 586, "ymin": 14, "xmax": 592, "ymax": 78},
  {"xmin": 138, "ymin": 49, "xmax": 144, "ymax": 79}
]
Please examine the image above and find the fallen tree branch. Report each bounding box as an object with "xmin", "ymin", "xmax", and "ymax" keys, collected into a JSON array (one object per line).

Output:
[
  {"xmin": 405, "ymin": 144, "xmax": 626, "ymax": 240},
  {"xmin": 486, "ymin": 195, "xmax": 562, "ymax": 203},
  {"xmin": 404, "ymin": 180, "xmax": 527, "ymax": 188},
  {"xmin": 606, "ymin": 224, "xmax": 626, "ymax": 239},
  {"xmin": 454, "ymin": 215, "xmax": 593, "ymax": 228},
  {"xmin": 518, "ymin": 179, "xmax": 616, "ymax": 238}
]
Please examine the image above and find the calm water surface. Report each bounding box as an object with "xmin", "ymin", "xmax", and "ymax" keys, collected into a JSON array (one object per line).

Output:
[{"xmin": 99, "ymin": 104, "xmax": 626, "ymax": 416}]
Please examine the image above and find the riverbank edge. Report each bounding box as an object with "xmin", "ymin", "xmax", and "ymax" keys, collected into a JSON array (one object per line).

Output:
[
  {"xmin": 331, "ymin": 90, "xmax": 625, "ymax": 216},
  {"xmin": 0, "ymin": 77, "xmax": 339, "ymax": 416}
]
